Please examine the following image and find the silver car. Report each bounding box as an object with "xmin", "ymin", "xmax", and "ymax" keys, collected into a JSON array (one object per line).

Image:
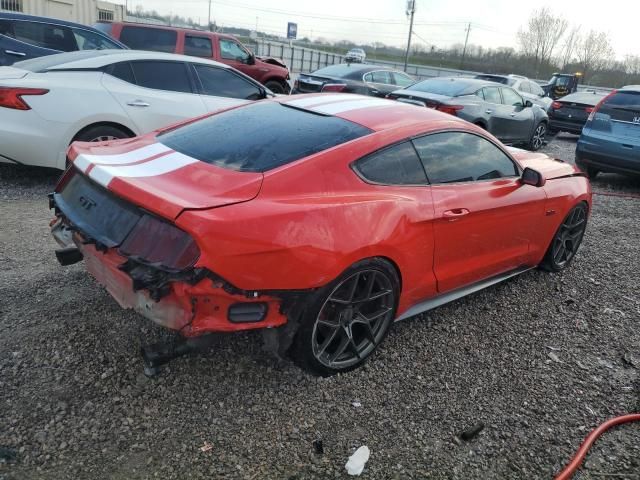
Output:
[
  {"xmin": 345, "ymin": 48, "xmax": 366, "ymax": 64},
  {"xmin": 475, "ymin": 74, "xmax": 553, "ymax": 112},
  {"xmin": 389, "ymin": 77, "xmax": 550, "ymax": 151}
]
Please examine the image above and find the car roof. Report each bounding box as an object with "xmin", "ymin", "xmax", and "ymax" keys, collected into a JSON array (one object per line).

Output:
[
  {"xmin": 16, "ymin": 49, "xmax": 232, "ymax": 71},
  {"xmin": 621, "ymin": 85, "xmax": 640, "ymax": 92},
  {"xmin": 0, "ymin": 12, "xmax": 101, "ymax": 30},
  {"xmin": 429, "ymin": 76, "xmax": 506, "ymax": 89},
  {"xmin": 278, "ymin": 93, "xmax": 471, "ymax": 132},
  {"xmin": 105, "ymin": 21, "xmax": 238, "ymax": 41}
]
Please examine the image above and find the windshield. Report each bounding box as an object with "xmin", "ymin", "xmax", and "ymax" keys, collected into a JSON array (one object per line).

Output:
[{"xmin": 158, "ymin": 102, "xmax": 372, "ymax": 172}]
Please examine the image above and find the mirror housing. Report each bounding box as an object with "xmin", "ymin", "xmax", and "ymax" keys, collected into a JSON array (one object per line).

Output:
[
  {"xmin": 525, "ymin": 100, "xmax": 533, "ymax": 108},
  {"xmin": 521, "ymin": 167, "xmax": 546, "ymax": 187},
  {"xmin": 247, "ymin": 53, "xmax": 256, "ymax": 65}
]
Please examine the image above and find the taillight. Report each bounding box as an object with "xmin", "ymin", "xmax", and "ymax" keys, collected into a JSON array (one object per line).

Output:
[
  {"xmin": 0, "ymin": 87, "xmax": 49, "ymax": 110},
  {"xmin": 551, "ymin": 101, "xmax": 563, "ymax": 110},
  {"xmin": 119, "ymin": 215, "xmax": 200, "ymax": 271},
  {"xmin": 321, "ymin": 83, "xmax": 347, "ymax": 93},
  {"xmin": 588, "ymin": 90, "xmax": 617, "ymax": 121},
  {"xmin": 436, "ymin": 105, "xmax": 464, "ymax": 116},
  {"xmin": 585, "ymin": 107, "xmax": 594, "ymax": 114}
]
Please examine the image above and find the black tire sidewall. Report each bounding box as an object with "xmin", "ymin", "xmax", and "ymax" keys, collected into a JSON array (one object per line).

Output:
[
  {"xmin": 541, "ymin": 202, "xmax": 588, "ymax": 272},
  {"xmin": 264, "ymin": 81, "xmax": 286, "ymax": 94},
  {"xmin": 74, "ymin": 126, "xmax": 131, "ymax": 143},
  {"xmin": 291, "ymin": 258, "xmax": 400, "ymax": 376}
]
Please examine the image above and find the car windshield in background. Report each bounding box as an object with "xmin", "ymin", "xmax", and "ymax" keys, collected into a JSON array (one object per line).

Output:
[
  {"xmin": 158, "ymin": 102, "xmax": 372, "ymax": 172},
  {"xmin": 406, "ymin": 79, "xmax": 471, "ymax": 96},
  {"xmin": 312, "ymin": 64, "xmax": 365, "ymax": 78},
  {"xmin": 13, "ymin": 50, "xmax": 112, "ymax": 71}
]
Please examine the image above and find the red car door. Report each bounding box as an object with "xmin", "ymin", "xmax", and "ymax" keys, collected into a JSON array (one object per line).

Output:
[{"xmin": 412, "ymin": 131, "xmax": 546, "ymax": 292}]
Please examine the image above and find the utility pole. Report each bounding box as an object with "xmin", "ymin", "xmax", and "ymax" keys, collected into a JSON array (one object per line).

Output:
[
  {"xmin": 208, "ymin": 0, "xmax": 212, "ymax": 31},
  {"xmin": 460, "ymin": 23, "xmax": 471, "ymax": 69},
  {"xmin": 403, "ymin": 0, "xmax": 416, "ymax": 72}
]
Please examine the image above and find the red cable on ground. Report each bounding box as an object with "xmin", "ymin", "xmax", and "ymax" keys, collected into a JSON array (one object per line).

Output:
[
  {"xmin": 592, "ymin": 191, "xmax": 640, "ymax": 199},
  {"xmin": 555, "ymin": 413, "xmax": 640, "ymax": 480}
]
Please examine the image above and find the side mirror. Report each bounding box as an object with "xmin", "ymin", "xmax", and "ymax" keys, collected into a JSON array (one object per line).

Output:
[
  {"xmin": 521, "ymin": 167, "xmax": 546, "ymax": 187},
  {"xmin": 247, "ymin": 53, "xmax": 255, "ymax": 65},
  {"xmin": 525, "ymin": 100, "xmax": 533, "ymax": 108}
]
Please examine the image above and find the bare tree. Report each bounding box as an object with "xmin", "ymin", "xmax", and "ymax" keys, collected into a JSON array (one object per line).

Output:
[
  {"xmin": 517, "ymin": 8, "xmax": 568, "ymax": 75},
  {"xmin": 559, "ymin": 26, "xmax": 581, "ymax": 70},
  {"xmin": 624, "ymin": 54, "xmax": 640, "ymax": 76},
  {"xmin": 576, "ymin": 30, "xmax": 615, "ymax": 81}
]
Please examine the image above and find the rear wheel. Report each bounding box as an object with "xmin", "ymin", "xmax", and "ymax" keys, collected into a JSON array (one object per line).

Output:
[
  {"xmin": 576, "ymin": 161, "xmax": 599, "ymax": 179},
  {"xmin": 527, "ymin": 122, "xmax": 547, "ymax": 151},
  {"xmin": 74, "ymin": 125, "xmax": 132, "ymax": 143},
  {"xmin": 291, "ymin": 258, "xmax": 399, "ymax": 376},
  {"xmin": 540, "ymin": 203, "xmax": 588, "ymax": 272}
]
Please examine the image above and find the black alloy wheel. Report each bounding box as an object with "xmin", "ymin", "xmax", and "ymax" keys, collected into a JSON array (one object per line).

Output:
[{"xmin": 541, "ymin": 203, "xmax": 588, "ymax": 272}]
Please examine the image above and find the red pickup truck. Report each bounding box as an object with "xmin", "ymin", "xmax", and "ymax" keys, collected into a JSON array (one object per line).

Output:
[{"xmin": 95, "ymin": 22, "xmax": 291, "ymax": 93}]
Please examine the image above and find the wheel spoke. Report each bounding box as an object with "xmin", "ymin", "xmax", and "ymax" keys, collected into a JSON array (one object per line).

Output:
[
  {"xmin": 329, "ymin": 333, "xmax": 351, "ymax": 364},
  {"xmin": 363, "ymin": 272, "xmax": 377, "ymax": 300},
  {"xmin": 346, "ymin": 274, "xmax": 360, "ymax": 302},
  {"xmin": 317, "ymin": 326, "xmax": 341, "ymax": 357},
  {"xmin": 367, "ymin": 289, "xmax": 392, "ymax": 301}
]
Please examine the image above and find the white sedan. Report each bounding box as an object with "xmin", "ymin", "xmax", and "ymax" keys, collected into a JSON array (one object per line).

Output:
[{"xmin": 0, "ymin": 50, "xmax": 272, "ymax": 170}]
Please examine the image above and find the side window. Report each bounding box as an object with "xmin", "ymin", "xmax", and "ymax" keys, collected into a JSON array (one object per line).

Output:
[
  {"xmin": 518, "ymin": 81, "xmax": 531, "ymax": 94},
  {"xmin": 354, "ymin": 141, "xmax": 428, "ymax": 185},
  {"xmin": 219, "ymin": 39, "xmax": 250, "ymax": 62},
  {"xmin": 185, "ymin": 35, "xmax": 213, "ymax": 57},
  {"xmin": 393, "ymin": 72, "xmax": 415, "ymax": 87},
  {"xmin": 119, "ymin": 26, "xmax": 176, "ymax": 53},
  {"xmin": 71, "ymin": 28, "xmax": 121, "ymax": 50},
  {"xmin": 501, "ymin": 88, "xmax": 524, "ymax": 106},
  {"xmin": 0, "ymin": 19, "xmax": 14, "ymax": 37},
  {"xmin": 363, "ymin": 72, "xmax": 373, "ymax": 82},
  {"xmin": 194, "ymin": 65, "xmax": 262, "ymax": 100},
  {"xmin": 412, "ymin": 132, "xmax": 518, "ymax": 184},
  {"xmin": 482, "ymin": 86, "xmax": 501, "ymax": 104},
  {"xmin": 530, "ymin": 82, "xmax": 545, "ymax": 96},
  {"xmin": 370, "ymin": 70, "xmax": 393, "ymax": 84},
  {"xmin": 130, "ymin": 61, "xmax": 192, "ymax": 93},
  {"xmin": 12, "ymin": 21, "xmax": 77, "ymax": 51},
  {"xmin": 108, "ymin": 61, "xmax": 135, "ymax": 84},
  {"xmin": 475, "ymin": 89, "xmax": 485, "ymax": 100}
]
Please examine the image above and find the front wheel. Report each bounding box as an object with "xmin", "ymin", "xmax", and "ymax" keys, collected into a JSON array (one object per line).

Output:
[
  {"xmin": 527, "ymin": 122, "xmax": 547, "ymax": 151},
  {"xmin": 291, "ymin": 259, "xmax": 399, "ymax": 376},
  {"xmin": 264, "ymin": 80, "xmax": 288, "ymax": 94},
  {"xmin": 540, "ymin": 203, "xmax": 588, "ymax": 272}
]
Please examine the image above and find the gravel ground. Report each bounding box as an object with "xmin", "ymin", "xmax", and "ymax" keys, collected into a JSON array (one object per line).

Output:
[{"xmin": 1, "ymin": 135, "xmax": 639, "ymax": 479}]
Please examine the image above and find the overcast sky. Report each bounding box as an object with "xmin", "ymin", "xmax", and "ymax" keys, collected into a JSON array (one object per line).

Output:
[{"xmin": 124, "ymin": 0, "xmax": 639, "ymax": 59}]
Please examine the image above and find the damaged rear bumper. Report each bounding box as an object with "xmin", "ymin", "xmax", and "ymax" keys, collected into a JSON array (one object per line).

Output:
[{"xmin": 51, "ymin": 218, "xmax": 290, "ymax": 336}]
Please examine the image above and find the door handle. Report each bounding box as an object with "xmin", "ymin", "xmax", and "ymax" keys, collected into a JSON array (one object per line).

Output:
[
  {"xmin": 5, "ymin": 50, "xmax": 26, "ymax": 57},
  {"xmin": 485, "ymin": 109, "xmax": 493, "ymax": 114},
  {"xmin": 126, "ymin": 100, "xmax": 150, "ymax": 107},
  {"xmin": 622, "ymin": 144, "xmax": 633, "ymax": 149},
  {"xmin": 510, "ymin": 113, "xmax": 517, "ymax": 117},
  {"xmin": 443, "ymin": 208, "xmax": 470, "ymax": 220}
]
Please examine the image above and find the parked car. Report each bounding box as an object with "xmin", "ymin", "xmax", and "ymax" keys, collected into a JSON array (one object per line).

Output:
[
  {"xmin": 49, "ymin": 94, "xmax": 591, "ymax": 375},
  {"xmin": 543, "ymin": 72, "xmax": 581, "ymax": 100},
  {"xmin": 293, "ymin": 63, "xmax": 415, "ymax": 97},
  {"xmin": 548, "ymin": 91, "xmax": 606, "ymax": 135},
  {"xmin": 474, "ymin": 73, "xmax": 552, "ymax": 111},
  {"xmin": 0, "ymin": 12, "xmax": 126, "ymax": 66},
  {"xmin": 0, "ymin": 50, "xmax": 273, "ymax": 170},
  {"xmin": 345, "ymin": 48, "xmax": 366, "ymax": 63},
  {"xmin": 95, "ymin": 22, "xmax": 290, "ymax": 93},
  {"xmin": 388, "ymin": 77, "xmax": 549, "ymax": 150},
  {"xmin": 576, "ymin": 86, "xmax": 640, "ymax": 178}
]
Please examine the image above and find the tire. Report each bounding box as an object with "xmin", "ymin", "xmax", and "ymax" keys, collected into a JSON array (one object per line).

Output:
[
  {"xmin": 474, "ymin": 122, "xmax": 487, "ymax": 130},
  {"xmin": 291, "ymin": 258, "xmax": 400, "ymax": 376},
  {"xmin": 576, "ymin": 161, "xmax": 599, "ymax": 179},
  {"xmin": 540, "ymin": 202, "xmax": 588, "ymax": 272},
  {"xmin": 527, "ymin": 122, "xmax": 547, "ymax": 151},
  {"xmin": 74, "ymin": 125, "xmax": 132, "ymax": 143},
  {"xmin": 264, "ymin": 80, "xmax": 287, "ymax": 94}
]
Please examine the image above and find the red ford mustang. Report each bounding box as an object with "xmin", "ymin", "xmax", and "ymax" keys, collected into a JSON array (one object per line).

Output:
[{"xmin": 50, "ymin": 94, "xmax": 591, "ymax": 375}]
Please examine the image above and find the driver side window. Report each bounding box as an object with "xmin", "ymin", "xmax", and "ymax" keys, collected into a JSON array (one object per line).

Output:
[
  {"xmin": 412, "ymin": 132, "xmax": 518, "ymax": 184},
  {"xmin": 501, "ymin": 87, "xmax": 524, "ymax": 107},
  {"xmin": 219, "ymin": 39, "xmax": 249, "ymax": 62}
]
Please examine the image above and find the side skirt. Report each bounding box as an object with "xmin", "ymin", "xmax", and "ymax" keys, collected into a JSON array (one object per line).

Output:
[{"xmin": 395, "ymin": 266, "xmax": 534, "ymax": 322}]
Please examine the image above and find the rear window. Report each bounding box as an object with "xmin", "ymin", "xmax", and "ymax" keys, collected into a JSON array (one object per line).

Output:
[
  {"xmin": 312, "ymin": 64, "xmax": 366, "ymax": 79},
  {"xmin": 475, "ymin": 75, "xmax": 510, "ymax": 85},
  {"xmin": 119, "ymin": 26, "xmax": 176, "ymax": 53},
  {"xmin": 158, "ymin": 102, "xmax": 372, "ymax": 172},
  {"xmin": 406, "ymin": 79, "xmax": 471, "ymax": 96},
  {"xmin": 599, "ymin": 91, "xmax": 640, "ymax": 121},
  {"xmin": 560, "ymin": 92, "xmax": 604, "ymax": 106}
]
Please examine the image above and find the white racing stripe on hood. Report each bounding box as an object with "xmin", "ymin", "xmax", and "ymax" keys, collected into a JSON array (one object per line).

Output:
[
  {"xmin": 74, "ymin": 143, "xmax": 173, "ymax": 172},
  {"xmin": 311, "ymin": 98, "xmax": 408, "ymax": 115},
  {"xmin": 88, "ymin": 151, "xmax": 199, "ymax": 187},
  {"xmin": 285, "ymin": 94, "xmax": 354, "ymax": 107}
]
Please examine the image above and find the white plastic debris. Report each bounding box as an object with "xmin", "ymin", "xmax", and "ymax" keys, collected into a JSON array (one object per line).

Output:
[
  {"xmin": 352, "ymin": 401, "xmax": 362, "ymax": 408},
  {"xmin": 345, "ymin": 446, "xmax": 370, "ymax": 476}
]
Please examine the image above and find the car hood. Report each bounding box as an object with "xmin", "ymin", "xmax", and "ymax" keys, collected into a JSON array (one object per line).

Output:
[
  {"xmin": 506, "ymin": 147, "xmax": 580, "ymax": 179},
  {"xmin": 67, "ymin": 136, "xmax": 263, "ymax": 220},
  {"xmin": 256, "ymin": 56, "xmax": 288, "ymax": 71}
]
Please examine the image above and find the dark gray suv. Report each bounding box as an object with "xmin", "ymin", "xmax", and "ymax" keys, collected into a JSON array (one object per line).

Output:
[
  {"xmin": 0, "ymin": 13, "xmax": 125, "ymax": 66},
  {"xmin": 388, "ymin": 77, "xmax": 550, "ymax": 151}
]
